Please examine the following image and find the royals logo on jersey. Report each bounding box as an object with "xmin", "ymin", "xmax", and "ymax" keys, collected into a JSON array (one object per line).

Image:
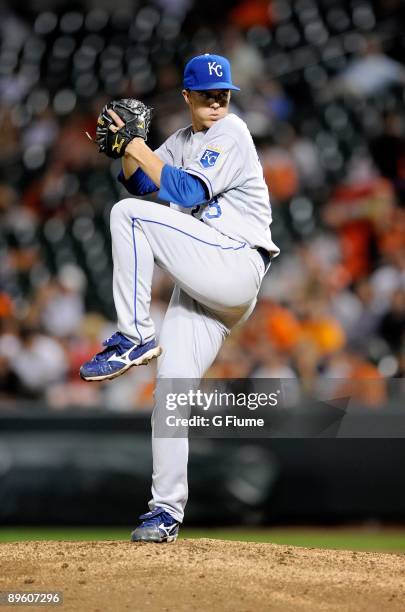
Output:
[{"xmin": 200, "ymin": 148, "xmax": 221, "ymax": 168}]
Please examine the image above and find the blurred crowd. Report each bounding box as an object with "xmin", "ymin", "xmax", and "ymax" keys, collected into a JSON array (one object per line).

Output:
[{"xmin": 0, "ymin": 0, "xmax": 404, "ymax": 410}]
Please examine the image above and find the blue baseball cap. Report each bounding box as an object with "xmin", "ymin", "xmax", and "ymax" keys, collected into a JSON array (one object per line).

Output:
[{"xmin": 183, "ymin": 54, "xmax": 240, "ymax": 91}]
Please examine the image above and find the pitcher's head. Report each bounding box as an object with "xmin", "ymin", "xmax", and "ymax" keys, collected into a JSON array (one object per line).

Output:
[{"xmin": 182, "ymin": 54, "xmax": 239, "ymax": 131}]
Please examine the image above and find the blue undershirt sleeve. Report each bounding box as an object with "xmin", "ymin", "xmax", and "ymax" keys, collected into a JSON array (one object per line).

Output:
[
  {"xmin": 117, "ymin": 168, "xmax": 158, "ymax": 196},
  {"xmin": 158, "ymin": 165, "xmax": 209, "ymax": 208}
]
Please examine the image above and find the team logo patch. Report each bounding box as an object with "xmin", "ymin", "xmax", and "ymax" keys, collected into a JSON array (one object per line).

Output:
[{"xmin": 200, "ymin": 148, "xmax": 221, "ymax": 168}]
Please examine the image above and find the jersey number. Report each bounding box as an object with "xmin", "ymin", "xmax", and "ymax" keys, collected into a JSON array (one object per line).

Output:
[{"xmin": 192, "ymin": 198, "xmax": 222, "ymax": 220}]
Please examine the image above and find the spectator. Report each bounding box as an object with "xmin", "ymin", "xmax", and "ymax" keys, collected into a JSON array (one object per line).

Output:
[
  {"xmin": 222, "ymin": 26, "xmax": 265, "ymax": 89},
  {"xmin": 10, "ymin": 326, "xmax": 67, "ymax": 398},
  {"xmin": 323, "ymin": 347, "xmax": 387, "ymax": 408},
  {"xmin": 330, "ymin": 36, "xmax": 405, "ymax": 97},
  {"xmin": 27, "ymin": 265, "xmax": 86, "ymax": 338},
  {"xmin": 346, "ymin": 278, "xmax": 383, "ymax": 344}
]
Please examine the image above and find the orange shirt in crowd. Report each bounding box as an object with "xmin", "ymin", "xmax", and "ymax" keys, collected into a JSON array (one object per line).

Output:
[
  {"xmin": 300, "ymin": 317, "xmax": 346, "ymax": 356},
  {"xmin": 324, "ymin": 178, "xmax": 395, "ymax": 282},
  {"xmin": 264, "ymin": 304, "xmax": 301, "ymax": 351},
  {"xmin": 334, "ymin": 362, "xmax": 386, "ymax": 408},
  {"xmin": 0, "ymin": 293, "xmax": 13, "ymax": 318},
  {"xmin": 263, "ymin": 156, "xmax": 299, "ymax": 202}
]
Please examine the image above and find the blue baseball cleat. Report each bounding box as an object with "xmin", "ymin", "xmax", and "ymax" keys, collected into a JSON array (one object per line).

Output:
[
  {"xmin": 131, "ymin": 507, "xmax": 180, "ymax": 543},
  {"xmin": 79, "ymin": 332, "xmax": 162, "ymax": 382}
]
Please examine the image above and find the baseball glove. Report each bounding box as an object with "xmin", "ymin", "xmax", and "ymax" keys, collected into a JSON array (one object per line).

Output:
[{"xmin": 91, "ymin": 98, "xmax": 153, "ymax": 159}]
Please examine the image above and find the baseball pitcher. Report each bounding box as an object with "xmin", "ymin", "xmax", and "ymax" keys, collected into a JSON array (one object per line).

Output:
[{"xmin": 81, "ymin": 54, "xmax": 280, "ymax": 542}]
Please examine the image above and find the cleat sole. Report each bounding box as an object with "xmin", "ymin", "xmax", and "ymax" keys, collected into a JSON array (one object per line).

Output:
[{"xmin": 131, "ymin": 533, "xmax": 178, "ymax": 543}]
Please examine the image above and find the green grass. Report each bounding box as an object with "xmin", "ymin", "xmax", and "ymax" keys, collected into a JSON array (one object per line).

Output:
[{"xmin": 0, "ymin": 527, "xmax": 405, "ymax": 553}]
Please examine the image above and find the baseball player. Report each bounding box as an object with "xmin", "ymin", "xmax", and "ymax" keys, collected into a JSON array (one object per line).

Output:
[{"xmin": 80, "ymin": 54, "xmax": 280, "ymax": 542}]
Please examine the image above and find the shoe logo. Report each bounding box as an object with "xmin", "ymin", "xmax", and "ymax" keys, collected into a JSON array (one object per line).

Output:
[
  {"xmin": 158, "ymin": 522, "xmax": 178, "ymax": 537},
  {"xmin": 105, "ymin": 342, "xmax": 159, "ymax": 367},
  {"xmin": 106, "ymin": 347, "xmax": 134, "ymax": 365}
]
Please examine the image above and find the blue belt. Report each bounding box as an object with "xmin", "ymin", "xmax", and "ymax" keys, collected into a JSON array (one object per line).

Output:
[{"xmin": 257, "ymin": 247, "xmax": 271, "ymax": 268}]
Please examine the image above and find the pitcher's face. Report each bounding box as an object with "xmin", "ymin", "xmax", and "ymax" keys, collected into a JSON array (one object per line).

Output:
[{"xmin": 182, "ymin": 89, "xmax": 230, "ymax": 132}]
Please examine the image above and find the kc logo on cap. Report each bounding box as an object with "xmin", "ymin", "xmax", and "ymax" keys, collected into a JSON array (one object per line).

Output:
[
  {"xmin": 183, "ymin": 54, "xmax": 240, "ymax": 91},
  {"xmin": 207, "ymin": 61, "xmax": 223, "ymax": 77}
]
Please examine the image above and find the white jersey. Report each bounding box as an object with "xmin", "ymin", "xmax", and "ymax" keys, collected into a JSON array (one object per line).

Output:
[{"xmin": 155, "ymin": 113, "xmax": 280, "ymax": 257}]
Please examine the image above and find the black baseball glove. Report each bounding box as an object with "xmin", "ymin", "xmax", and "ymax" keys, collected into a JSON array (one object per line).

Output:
[{"xmin": 92, "ymin": 98, "xmax": 153, "ymax": 159}]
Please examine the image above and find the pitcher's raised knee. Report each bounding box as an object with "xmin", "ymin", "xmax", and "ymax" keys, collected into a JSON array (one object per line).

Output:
[{"xmin": 110, "ymin": 197, "xmax": 150, "ymax": 228}]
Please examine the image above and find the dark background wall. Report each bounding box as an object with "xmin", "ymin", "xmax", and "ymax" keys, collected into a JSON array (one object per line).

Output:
[{"xmin": 1, "ymin": 411, "xmax": 405, "ymax": 525}]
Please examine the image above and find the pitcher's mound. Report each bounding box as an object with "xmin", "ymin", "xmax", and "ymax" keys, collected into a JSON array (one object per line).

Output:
[{"xmin": 1, "ymin": 539, "xmax": 403, "ymax": 611}]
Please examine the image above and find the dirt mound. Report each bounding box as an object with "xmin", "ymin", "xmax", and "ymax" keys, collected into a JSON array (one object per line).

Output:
[{"xmin": 0, "ymin": 539, "xmax": 403, "ymax": 611}]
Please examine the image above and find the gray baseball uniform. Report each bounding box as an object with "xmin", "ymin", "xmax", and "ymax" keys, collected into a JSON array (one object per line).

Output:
[{"xmin": 111, "ymin": 112, "xmax": 279, "ymax": 521}]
